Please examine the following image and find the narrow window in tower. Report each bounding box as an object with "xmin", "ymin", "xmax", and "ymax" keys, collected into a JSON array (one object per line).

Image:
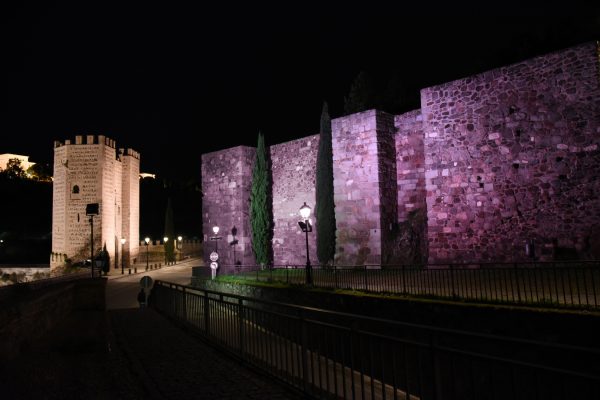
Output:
[{"xmin": 71, "ymin": 184, "xmax": 81, "ymax": 200}]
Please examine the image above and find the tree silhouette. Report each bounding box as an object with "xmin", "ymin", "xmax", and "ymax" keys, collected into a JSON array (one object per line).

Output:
[
  {"xmin": 250, "ymin": 132, "xmax": 271, "ymax": 266},
  {"xmin": 164, "ymin": 197, "xmax": 175, "ymax": 262},
  {"xmin": 316, "ymin": 102, "xmax": 336, "ymax": 265},
  {"xmin": 1, "ymin": 158, "xmax": 26, "ymax": 180},
  {"xmin": 344, "ymin": 71, "xmax": 376, "ymax": 115}
]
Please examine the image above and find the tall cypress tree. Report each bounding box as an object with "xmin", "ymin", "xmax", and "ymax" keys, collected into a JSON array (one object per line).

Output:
[
  {"xmin": 250, "ymin": 132, "xmax": 271, "ymax": 266},
  {"xmin": 316, "ymin": 102, "xmax": 336, "ymax": 265},
  {"xmin": 164, "ymin": 197, "xmax": 175, "ymax": 262},
  {"xmin": 344, "ymin": 71, "xmax": 376, "ymax": 115}
]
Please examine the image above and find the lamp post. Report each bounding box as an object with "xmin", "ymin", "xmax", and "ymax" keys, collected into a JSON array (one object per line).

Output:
[
  {"xmin": 120, "ymin": 238, "xmax": 126, "ymax": 274},
  {"xmin": 85, "ymin": 203, "xmax": 99, "ymax": 278},
  {"xmin": 211, "ymin": 226, "xmax": 221, "ymax": 253},
  {"xmin": 177, "ymin": 235, "xmax": 182, "ymax": 261},
  {"xmin": 145, "ymin": 237, "xmax": 150, "ymax": 271},
  {"xmin": 298, "ymin": 202, "xmax": 313, "ymax": 285},
  {"xmin": 163, "ymin": 236, "xmax": 169, "ymax": 265}
]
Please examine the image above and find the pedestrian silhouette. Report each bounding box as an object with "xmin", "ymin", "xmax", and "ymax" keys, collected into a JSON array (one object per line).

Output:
[{"xmin": 137, "ymin": 288, "xmax": 146, "ymax": 309}]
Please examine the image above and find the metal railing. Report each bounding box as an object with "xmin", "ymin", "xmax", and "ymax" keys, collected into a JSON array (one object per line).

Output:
[
  {"xmin": 152, "ymin": 281, "xmax": 600, "ymax": 400},
  {"xmin": 216, "ymin": 261, "xmax": 600, "ymax": 309}
]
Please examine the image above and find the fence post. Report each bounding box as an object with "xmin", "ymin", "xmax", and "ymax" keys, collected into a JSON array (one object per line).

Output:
[
  {"xmin": 430, "ymin": 331, "xmax": 444, "ymax": 400},
  {"xmin": 182, "ymin": 287, "xmax": 187, "ymax": 320},
  {"xmin": 204, "ymin": 291, "xmax": 210, "ymax": 334},
  {"xmin": 450, "ymin": 263, "xmax": 456, "ymax": 298},
  {"xmin": 238, "ymin": 298, "xmax": 245, "ymax": 356},
  {"xmin": 364, "ymin": 265, "xmax": 368, "ymax": 291},
  {"xmin": 402, "ymin": 264, "xmax": 407, "ymax": 294},
  {"xmin": 334, "ymin": 264, "xmax": 338, "ymax": 289},
  {"xmin": 300, "ymin": 314, "xmax": 309, "ymax": 392}
]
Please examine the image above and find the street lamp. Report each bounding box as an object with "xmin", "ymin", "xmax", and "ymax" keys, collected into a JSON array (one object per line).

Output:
[
  {"xmin": 145, "ymin": 237, "xmax": 150, "ymax": 270},
  {"xmin": 164, "ymin": 236, "xmax": 169, "ymax": 265},
  {"xmin": 120, "ymin": 238, "xmax": 126, "ymax": 274},
  {"xmin": 298, "ymin": 202, "xmax": 313, "ymax": 285},
  {"xmin": 85, "ymin": 203, "xmax": 99, "ymax": 278},
  {"xmin": 177, "ymin": 235, "xmax": 183, "ymax": 261},
  {"xmin": 210, "ymin": 226, "xmax": 222, "ymax": 253}
]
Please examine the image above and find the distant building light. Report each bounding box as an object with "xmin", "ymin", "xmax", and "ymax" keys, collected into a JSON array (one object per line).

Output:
[
  {"xmin": 0, "ymin": 153, "xmax": 36, "ymax": 171},
  {"xmin": 139, "ymin": 173, "xmax": 156, "ymax": 179}
]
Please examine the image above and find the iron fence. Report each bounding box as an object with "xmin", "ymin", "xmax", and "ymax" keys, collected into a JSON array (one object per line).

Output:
[
  {"xmin": 152, "ymin": 281, "xmax": 600, "ymax": 400},
  {"xmin": 216, "ymin": 261, "xmax": 600, "ymax": 309}
]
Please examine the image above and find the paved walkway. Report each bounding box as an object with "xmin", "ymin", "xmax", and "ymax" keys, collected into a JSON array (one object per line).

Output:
[
  {"xmin": 110, "ymin": 309, "xmax": 303, "ymax": 399},
  {"xmin": 0, "ymin": 260, "xmax": 304, "ymax": 399}
]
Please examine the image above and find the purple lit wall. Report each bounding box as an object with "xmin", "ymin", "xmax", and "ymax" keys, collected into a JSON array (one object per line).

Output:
[
  {"xmin": 422, "ymin": 41, "xmax": 600, "ymax": 262},
  {"xmin": 271, "ymin": 135, "xmax": 319, "ymax": 265},
  {"xmin": 201, "ymin": 146, "xmax": 256, "ymax": 267},
  {"xmin": 202, "ymin": 41, "xmax": 600, "ymax": 265}
]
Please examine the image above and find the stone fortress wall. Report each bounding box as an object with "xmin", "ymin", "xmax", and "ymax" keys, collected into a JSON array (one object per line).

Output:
[
  {"xmin": 51, "ymin": 135, "xmax": 140, "ymax": 269},
  {"xmin": 202, "ymin": 42, "xmax": 600, "ymax": 265}
]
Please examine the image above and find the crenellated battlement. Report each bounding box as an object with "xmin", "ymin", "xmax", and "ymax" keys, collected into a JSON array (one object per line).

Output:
[
  {"xmin": 53, "ymin": 136, "xmax": 139, "ymax": 158},
  {"xmin": 51, "ymin": 134, "xmax": 141, "ymax": 271}
]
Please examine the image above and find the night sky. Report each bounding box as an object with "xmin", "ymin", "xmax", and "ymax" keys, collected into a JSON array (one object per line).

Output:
[{"xmin": 2, "ymin": 3, "xmax": 599, "ymax": 181}]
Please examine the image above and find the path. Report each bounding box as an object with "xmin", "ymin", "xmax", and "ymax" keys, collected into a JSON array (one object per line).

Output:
[{"xmin": 0, "ymin": 258, "xmax": 303, "ymax": 399}]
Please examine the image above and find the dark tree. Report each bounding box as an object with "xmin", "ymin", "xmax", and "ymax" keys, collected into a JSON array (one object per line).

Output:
[
  {"xmin": 344, "ymin": 71, "xmax": 376, "ymax": 115},
  {"xmin": 164, "ymin": 197, "xmax": 175, "ymax": 262},
  {"xmin": 27, "ymin": 163, "xmax": 52, "ymax": 182},
  {"xmin": 316, "ymin": 102, "xmax": 336, "ymax": 265},
  {"xmin": 250, "ymin": 132, "xmax": 271, "ymax": 266},
  {"xmin": 1, "ymin": 158, "xmax": 26, "ymax": 180},
  {"xmin": 381, "ymin": 73, "xmax": 409, "ymax": 114}
]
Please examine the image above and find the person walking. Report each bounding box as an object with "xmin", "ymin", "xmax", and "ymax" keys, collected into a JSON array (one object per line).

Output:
[{"xmin": 137, "ymin": 288, "xmax": 147, "ymax": 309}]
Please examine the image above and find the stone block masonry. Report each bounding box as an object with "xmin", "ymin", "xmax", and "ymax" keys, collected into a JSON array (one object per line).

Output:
[
  {"xmin": 51, "ymin": 135, "xmax": 140, "ymax": 269},
  {"xmin": 202, "ymin": 41, "xmax": 600, "ymax": 265},
  {"xmin": 271, "ymin": 135, "xmax": 319, "ymax": 265},
  {"xmin": 202, "ymin": 146, "xmax": 256, "ymax": 267},
  {"xmin": 422, "ymin": 41, "xmax": 600, "ymax": 262}
]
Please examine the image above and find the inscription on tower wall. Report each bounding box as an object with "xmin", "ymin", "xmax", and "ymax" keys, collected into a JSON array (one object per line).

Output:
[
  {"xmin": 51, "ymin": 145, "xmax": 67, "ymax": 267},
  {"xmin": 271, "ymin": 135, "xmax": 318, "ymax": 265},
  {"xmin": 422, "ymin": 41, "xmax": 600, "ymax": 262},
  {"xmin": 51, "ymin": 135, "xmax": 140, "ymax": 270},
  {"xmin": 65, "ymin": 142, "xmax": 102, "ymax": 260},
  {"xmin": 202, "ymin": 146, "xmax": 255, "ymax": 267}
]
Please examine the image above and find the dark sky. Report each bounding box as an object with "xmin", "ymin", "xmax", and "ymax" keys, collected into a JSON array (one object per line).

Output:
[{"xmin": 2, "ymin": 3, "xmax": 599, "ymax": 181}]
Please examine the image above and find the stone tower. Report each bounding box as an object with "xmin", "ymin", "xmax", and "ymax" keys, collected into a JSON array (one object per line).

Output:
[{"xmin": 51, "ymin": 135, "xmax": 140, "ymax": 270}]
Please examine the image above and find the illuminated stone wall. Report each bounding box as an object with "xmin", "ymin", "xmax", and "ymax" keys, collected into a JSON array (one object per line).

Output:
[
  {"xmin": 202, "ymin": 41, "xmax": 599, "ymax": 265},
  {"xmin": 422, "ymin": 41, "xmax": 600, "ymax": 262},
  {"xmin": 201, "ymin": 146, "xmax": 256, "ymax": 267},
  {"xmin": 271, "ymin": 135, "xmax": 319, "ymax": 265},
  {"xmin": 331, "ymin": 110, "xmax": 397, "ymax": 265},
  {"xmin": 51, "ymin": 135, "xmax": 140, "ymax": 269},
  {"xmin": 122, "ymin": 149, "xmax": 140, "ymax": 267}
]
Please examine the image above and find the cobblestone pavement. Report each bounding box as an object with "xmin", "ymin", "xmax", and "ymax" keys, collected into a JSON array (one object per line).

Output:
[{"xmin": 109, "ymin": 308, "xmax": 305, "ymax": 399}]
